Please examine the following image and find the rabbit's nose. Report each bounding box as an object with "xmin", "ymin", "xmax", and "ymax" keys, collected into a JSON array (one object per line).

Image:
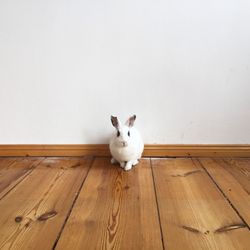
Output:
[{"xmin": 122, "ymin": 141, "xmax": 128, "ymax": 147}]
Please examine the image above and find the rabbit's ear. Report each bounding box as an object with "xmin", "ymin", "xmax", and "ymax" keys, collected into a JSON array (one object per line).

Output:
[
  {"xmin": 111, "ymin": 116, "xmax": 121, "ymax": 129},
  {"xmin": 126, "ymin": 115, "xmax": 136, "ymax": 127}
]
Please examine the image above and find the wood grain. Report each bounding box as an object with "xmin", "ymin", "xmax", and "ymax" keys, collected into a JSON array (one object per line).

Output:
[
  {"xmin": 152, "ymin": 158, "xmax": 250, "ymax": 250},
  {"xmin": 0, "ymin": 157, "xmax": 92, "ymax": 250},
  {"xmin": 199, "ymin": 158, "xmax": 250, "ymax": 226},
  {"xmin": 0, "ymin": 144, "xmax": 250, "ymax": 157},
  {"xmin": 55, "ymin": 158, "xmax": 163, "ymax": 250},
  {"xmin": 0, "ymin": 158, "xmax": 17, "ymax": 168},
  {"xmin": 0, "ymin": 157, "xmax": 44, "ymax": 199}
]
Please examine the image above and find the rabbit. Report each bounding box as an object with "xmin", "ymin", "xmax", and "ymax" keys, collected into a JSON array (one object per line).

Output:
[{"xmin": 109, "ymin": 115, "xmax": 144, "ymax": 171}]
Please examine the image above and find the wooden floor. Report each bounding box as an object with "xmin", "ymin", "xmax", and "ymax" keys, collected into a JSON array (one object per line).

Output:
[{"xmin": 0, "ymin": 157, "xmax": 249, "ymax": 250}]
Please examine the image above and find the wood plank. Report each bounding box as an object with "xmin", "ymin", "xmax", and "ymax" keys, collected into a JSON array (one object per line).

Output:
[
  {"xmin": 0, "ymin": 158, "xmax": 17, "ymax": 168},
  {"xmin": 152, "ymin": 158, "xmax": 250, "ymax": 250},
  {"xmin": 199, "ymin": 158, "xmax": 250, "ymax": 226},
  {"xmin": 0, "ymin": 144, "xmax": 250, "ymax": 157},
  {"xmin": 223, "ymin": 158, "xmax": 250, "ymax": 194},
  {"xmin": 0, "ymin": 157, "xmax": 44, "ymax": 199},
  {"xmin": 0, "ymin": 157, "xmax": 92, "ymax": 250},
  {"xmin": 55, "ymin": 158, "xmax": 163, "ymax": 250}
]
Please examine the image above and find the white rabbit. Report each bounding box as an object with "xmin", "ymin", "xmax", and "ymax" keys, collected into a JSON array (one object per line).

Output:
[{"xmin": 109, "ymin": 115, "xmax": 144, "ymax": 171}]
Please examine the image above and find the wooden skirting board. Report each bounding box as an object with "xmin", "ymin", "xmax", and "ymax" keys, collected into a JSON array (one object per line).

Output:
[{"xmin": 0, "ymin": 144, "xmax": 250, "ymax": 157}]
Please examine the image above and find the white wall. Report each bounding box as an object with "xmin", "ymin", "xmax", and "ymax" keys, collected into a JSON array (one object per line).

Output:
[{"xmin": 0, "ymin": 0, "xmax": 250, "ymax": 144}]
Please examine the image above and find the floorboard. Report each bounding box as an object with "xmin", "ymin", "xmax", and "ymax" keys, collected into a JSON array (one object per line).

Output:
[
  {"xmin": 0, "ymin": 158, "xmax": 17, "ymax": 168},
  {"xmin": 152, "ymin": 158, "xmax": 250, "ymax": 250},
  {"xmin": 0, "ymin": 157, "xmax": 44, "ymax": 200},
  {"xmin": 199, "ymin": 158, "xmax": 250, "ymax": 226},
  {"xmin": 0, "ymin": 157, "xmax": 92, "ymax": 250},
  {"xmin": 0, "ymin": 156, "xmax": 249, "ymax": 250},
  {"xmin": 55, "ymin": 158, "xmax": 163, "ymax": 250}
]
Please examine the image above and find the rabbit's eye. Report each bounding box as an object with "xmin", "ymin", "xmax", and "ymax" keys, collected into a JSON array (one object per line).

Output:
[
  {"xmin": 117, "ymin": 131, "xmax": 120, "ymax": 137},
  {"xmin": 128, "ymin": 131, "xmax": 130, "ymax": 137}
]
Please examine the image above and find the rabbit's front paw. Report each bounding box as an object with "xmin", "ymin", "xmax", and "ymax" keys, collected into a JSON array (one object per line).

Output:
[
  {"xmin": 124, "ymin": 162, "xmax": 133, "ymax": 171},
  {"xmin": 132, "ymin": 159, "xmax": 139, "ymax": 166},
  {"xmin": 120, "ymin": 162, "xmax": 126, "ymax": 168}
]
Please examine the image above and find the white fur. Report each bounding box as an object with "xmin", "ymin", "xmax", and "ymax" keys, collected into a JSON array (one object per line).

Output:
[{"xmin": 109, "ymin": 116, "xmax": 144, "ymax": 171}]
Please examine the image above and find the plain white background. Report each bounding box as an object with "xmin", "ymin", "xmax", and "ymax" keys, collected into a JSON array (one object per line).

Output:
[{"xmin": 0, "ymin": 0, "xmax": 250, "ymax": 144}]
